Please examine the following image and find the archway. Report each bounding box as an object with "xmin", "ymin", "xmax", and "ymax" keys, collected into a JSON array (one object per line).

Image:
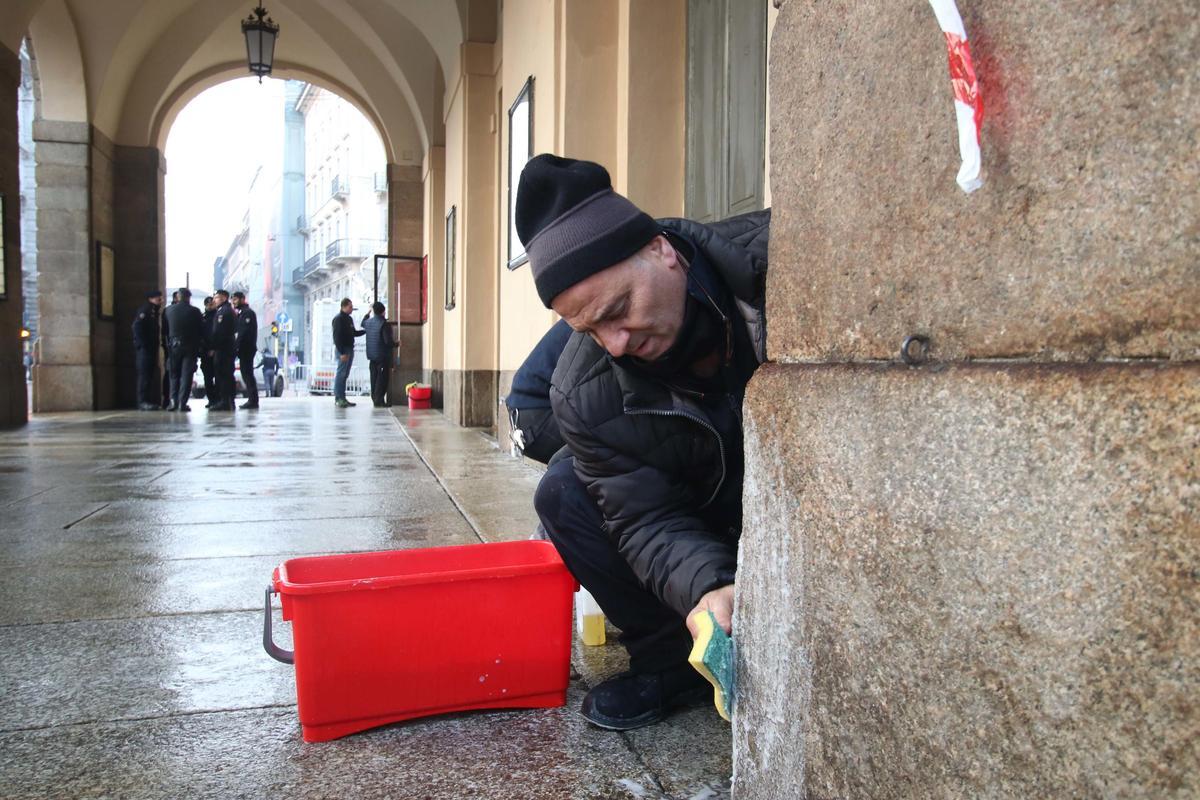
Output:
[{"xmin": 162, "ymin": 74, "xmax": 420, "ymax": 404}]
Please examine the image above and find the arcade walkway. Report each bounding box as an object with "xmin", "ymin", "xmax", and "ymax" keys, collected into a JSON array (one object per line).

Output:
[{"xmin": 0, "ymin": 399, "xmax": 729, "ymax": 800}]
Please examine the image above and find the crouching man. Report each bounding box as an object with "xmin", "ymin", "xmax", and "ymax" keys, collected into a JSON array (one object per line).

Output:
[{"xmin": 516, "ymin": 155, "xmax": 769, "ymax": 730}]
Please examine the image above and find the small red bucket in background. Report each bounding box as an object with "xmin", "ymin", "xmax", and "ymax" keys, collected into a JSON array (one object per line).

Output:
[
  {"xmin": 264, "ymin": 540, "xmax": 576, "ymax": 742},
  {"xmin": 407, "ymin": 383, "xmax": 432, "ymax": 410}
]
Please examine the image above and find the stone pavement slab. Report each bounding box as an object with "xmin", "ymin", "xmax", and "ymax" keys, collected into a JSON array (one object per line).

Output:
[{"xmin": 0, "ymin": 399, "xmax": 731, "ymax": 799}]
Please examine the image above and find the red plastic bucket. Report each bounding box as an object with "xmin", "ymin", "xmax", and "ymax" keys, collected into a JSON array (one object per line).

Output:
[{"xmin": 264, "ymin": 540, "xmax": 576, "ymax": 742}]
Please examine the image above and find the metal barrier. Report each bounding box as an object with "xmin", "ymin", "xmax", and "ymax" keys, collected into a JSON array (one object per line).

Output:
[{"xmin": 289, "ymin": 364, "xmax": 371, "ymax": 396}]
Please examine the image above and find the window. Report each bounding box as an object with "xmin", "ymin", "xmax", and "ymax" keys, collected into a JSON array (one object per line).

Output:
[
  {"xmin": 506, "ymin": 77, "xmax": 533, "ymax": 270},
  {"xmin": 686, "ymin": 0, "xmax": 767, "ymax": 222},
  {"xmin": 444, "ymin": 206, "xmax": 457, "ymax": 311}
]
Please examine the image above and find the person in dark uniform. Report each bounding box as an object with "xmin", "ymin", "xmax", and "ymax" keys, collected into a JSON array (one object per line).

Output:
[
  {"xmin": 231, "ymin": 291, "xmax": 259, "ymax": 409},
  {"xmin": 163, "ymin": 287, "xmax": 204, "ymax": 412},
  {"xmin": 160, "ymin": 290, "xmax": 180, "ymax": 408},
  {"xmin": 199, "ymin": 296, "xmax": 217, "ymax": 408},
  {"xmin": 363, "ymin": 302, "xmax": 396, "ymax": 407},
  {"xmin": 132, "ymin": 289, "xmax": 163, "ymax": 411},
  {"xmin": 258, "ymin": 350, "xmax": 280, "ymax": 398},
  {"xmin": 208, "ymin": 290, "xmax": 237, "ymax": 411}
]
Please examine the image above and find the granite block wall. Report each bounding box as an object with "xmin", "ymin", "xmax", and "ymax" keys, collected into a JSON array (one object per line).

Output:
[{"xmin": 735, "ymin": 2, "xmax": 1198, "ymax": 797}]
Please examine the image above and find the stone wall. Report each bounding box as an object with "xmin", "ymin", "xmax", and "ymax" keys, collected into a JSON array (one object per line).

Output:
[
  {"xmin": 111, "ymin": 144, "xmax": 165, "ymax": 409},
  {"xmin": 90, "ymin": 127, "xmax": 116, "ymax": 409},
  {"xmin": 0, "ymin": 45, "xmax": 27, "ymax": 428},
  {"xmin": 31, "ymin": 120, "xmax": 91, "ymax": 411},
  {"xmin": 735, "ymin": 2, "xmax": 1198, "ymax": 797}
]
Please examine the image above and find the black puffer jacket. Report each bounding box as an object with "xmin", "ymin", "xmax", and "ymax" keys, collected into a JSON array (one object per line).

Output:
[{"xmin": 550, "ymin": 209, "xmax": 769, "ymax": 618}]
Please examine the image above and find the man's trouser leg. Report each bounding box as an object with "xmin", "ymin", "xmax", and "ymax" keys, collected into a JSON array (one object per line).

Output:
[
  {"xmin": 380, "ymin": 360, "xmax": 392, "ymax": 405},
  {"xmin": 240, "ymin": 351, "xmax": 259, "ymax": 404},
  {"xmin": 334, "ymin": 352, "xmax": 352, "ymax": 401},
  {"xmin": 176, "ymin": 355, "xmax": 197, "ymax": 409},
  {"xmin": 262, "ymin": 369, "xmax": 275, "ymax": 397},
  {"xmin": 369, "ymin": 359, "xmax": 387, "ymax": 405},
  {"xmin": 200, "ymin": 356, "xmax": 215, "ymax": 402},
  {"xmin": 135, "ymin": 347, "xmax": 155, "ymax": 406},
  {"xmin": 167, "ymin": 350, "xmax": 184, "ymax": 407},
  {"xmin": 215, "ymin": 352, "xmax": 235, "ymax": 408},
  {"xmin": 161, "ymin": 352, "xmax": 171, "ymax": 407},
  {"xmin": 534, "ymin": 457, "xmax": 693, "ymax": 674}
]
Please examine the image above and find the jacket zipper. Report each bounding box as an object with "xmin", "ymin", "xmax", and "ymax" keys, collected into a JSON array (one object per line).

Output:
[{"xmin": 624, "ymin": 406, "xmax": 727, "ymax": 510}]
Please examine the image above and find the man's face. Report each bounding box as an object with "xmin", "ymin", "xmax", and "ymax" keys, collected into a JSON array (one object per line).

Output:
[
  {"xmin": 216, "ymin": 294, "xmax": 228, "ymax": 306},
  {"xmin": 231, "ymin": 297, "xmax": 243, "ymax": 309},
  {"xmin": 551, "ymin": 235, "xmax": 688, "ymax": 361},
  {"xmin": 148, "ymin": 295, "xmax": 162, "ymax": 307}
]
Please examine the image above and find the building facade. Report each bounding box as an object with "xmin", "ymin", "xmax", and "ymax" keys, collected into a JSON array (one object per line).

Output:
[{"xmin": 292, "ymin": 83, "xmax": 389, "ymax": 367}]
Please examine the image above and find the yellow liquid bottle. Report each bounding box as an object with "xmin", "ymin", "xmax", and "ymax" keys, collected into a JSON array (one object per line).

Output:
[{"xmin": 575, "ymin": 588, "xmax": 607, "ymax": 646}]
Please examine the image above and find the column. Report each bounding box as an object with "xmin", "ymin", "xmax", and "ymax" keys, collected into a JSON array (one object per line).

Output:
[
  {"xmin": 735, "ymin": 3, "xmax": 1198, "ymax": 797},
  {"xmin": 30, "ymin": 120, "xmax": 91, "ymax": 410}
]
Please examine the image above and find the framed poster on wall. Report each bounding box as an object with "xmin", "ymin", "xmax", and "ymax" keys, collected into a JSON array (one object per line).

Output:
[
  {"xmin": 444, "ymin": 206, "xmax": 457, "ymax": 310},
  {"xmin": 506, "ymin": 77, "xmax": 533, "ymax": 270},
  {"xmin": 0, "ymin": 194, "xmax": 7, "ymax": 300},
  {"xmin": 96, "ymin": 242, "xmax": 115, "ymax": 319}
]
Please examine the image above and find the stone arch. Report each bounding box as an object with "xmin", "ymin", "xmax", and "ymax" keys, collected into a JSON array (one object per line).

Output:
[
  {"xmin": 25, "ymin": 0, "xmax": 86, "ymax": 123},
  {"xmin": 111, "ymin": 0, "xmax": 442, "ymax": 161},
  {"xmin": 151, "ymin": 62, "xmax": 398, "ymax": 164}
]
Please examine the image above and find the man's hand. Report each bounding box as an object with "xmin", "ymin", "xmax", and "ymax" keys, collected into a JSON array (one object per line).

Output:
[
  {"xmin": 687, "ymin": 584, "xmax": 734, "ymax": 638},
  {"xmin": 339, "ymin": 354, "xmax": 349, "ymax": 363}
]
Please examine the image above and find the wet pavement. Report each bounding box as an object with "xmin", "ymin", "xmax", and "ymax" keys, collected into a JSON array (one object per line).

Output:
[{"xmin": 0, "ymin": 398, "xmax": 730, "ymax": 799}]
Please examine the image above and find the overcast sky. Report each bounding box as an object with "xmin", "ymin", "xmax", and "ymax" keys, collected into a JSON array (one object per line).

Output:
[{"xmin": 164, "ymin": 78, "xmax": 285, "ymax": 294}]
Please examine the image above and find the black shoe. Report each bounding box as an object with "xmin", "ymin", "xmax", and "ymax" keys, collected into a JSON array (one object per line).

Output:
[
  {"xmin": 179, "ymin": 405, "xmax": 192, "ymax": 412},
  {"xmin": 240, "ymin": 402, "xmax": 259, "ymax": 409},
  {"xmin": 138, "ymin": 402, "xmax": 159, "ymax": 411},
  {"xmin": 580, "ymin": 665, "xmax": 710, "ymax": 731}
]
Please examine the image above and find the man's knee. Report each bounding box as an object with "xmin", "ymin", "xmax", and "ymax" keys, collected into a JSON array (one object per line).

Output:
[{"xmin": 533, "ymin": 457, "xmax": 577, "ymax": 528}]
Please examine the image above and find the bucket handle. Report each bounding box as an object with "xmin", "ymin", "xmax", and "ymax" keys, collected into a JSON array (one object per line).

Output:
[{"xmin": 263, "ymin": 585, "xmax": 294, "ymax": 665}]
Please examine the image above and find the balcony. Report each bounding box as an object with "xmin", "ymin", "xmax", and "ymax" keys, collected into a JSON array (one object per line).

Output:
[
  {"xmin": 325, "ymin": 238, "xmax": 384, "ymax": 265},
  {"xmin": 296, "ymin": 214, "xmax": 310, "ymax": 235},
  {"xmin": 374, "ymin": 172, "xmax": 387, "ymax": 193},
  {"xmin": 293, "ymin": 251, "xmax": 328, "ymax": 285},
  {"xmin": 329, "ymin": 174, "xmax": 349, "ymax": 200}
]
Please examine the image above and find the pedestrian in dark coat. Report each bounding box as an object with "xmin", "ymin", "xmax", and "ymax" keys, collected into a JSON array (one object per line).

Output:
[
  {"xmin": 258, "ymin": 351, "xmax": 280, "ymax": 398},
  {"xmin": 208, "ymin": 290, "xmax": 237, "ymax": 411},
  {"xmin": 132, "ymin": 289, "xmax": 163, "ymax": 411},
  {"xmin": 231, "ymin": 292, "xmax": 259, "ymax": 409},
  {"xmin": 363, "ymin": 302, "xmax": 396, "ymax": 407},
  {"xmin": 515, "ymin": 154, "xmax": 770, "ymax": 730},
  {"xmin": 331, "ymin": 298, "xmax": 364, "ymax": 407},
  {"xmin": 163, "ymin": 288, "xmax": 204, "ymax": 412},
  {"xmin": 505, "ymin": 319, "xmax": 572, "ymax": 464},
  {"xmin": 199, "ymin": 297, "xmax": 217, "ymax": 407}
]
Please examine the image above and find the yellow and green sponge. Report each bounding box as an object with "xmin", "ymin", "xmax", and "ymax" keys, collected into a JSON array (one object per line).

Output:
[{"xmin": 688, "ymin": 610, "xmax": 735, "ymax": 721}]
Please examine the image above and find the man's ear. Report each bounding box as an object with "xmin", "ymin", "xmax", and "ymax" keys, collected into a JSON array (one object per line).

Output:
[{"xmin": 650, "ymin": 234, "xmax": 679, "ymax": 270}]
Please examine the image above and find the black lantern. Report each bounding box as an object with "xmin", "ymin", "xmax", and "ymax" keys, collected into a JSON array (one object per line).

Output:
[{"xmin": 241, "ymin": 6, "xmax": 279, "ymax": 83}]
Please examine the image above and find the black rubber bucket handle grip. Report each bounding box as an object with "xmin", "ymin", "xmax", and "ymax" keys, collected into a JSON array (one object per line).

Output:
[{"xmin": 263, "ymin": 585, "xmax": 295, "ymax": 665}]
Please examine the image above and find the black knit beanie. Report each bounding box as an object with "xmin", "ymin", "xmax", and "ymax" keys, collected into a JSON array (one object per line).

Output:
[{"xmin": 516, "ymin": 154, "xmax": 660, "ymax": 307}]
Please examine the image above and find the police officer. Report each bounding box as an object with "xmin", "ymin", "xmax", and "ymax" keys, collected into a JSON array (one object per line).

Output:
[
  {"xmin": 200, "ymin": 296, "xmax": 217, "ymax": 408},
  {"xmin": 160, "ymin": 290, "xmax": 180, "ymax": 408},
  {"xmin": 209, "ymin": 289, "xmax": 237, "ymax": 411},
  {"xmin": 132, "ymin": 289, "xmax": 163, "ymax": 411},
  {"xmin": 163, "ymin": 287, "xmax": 204, "ymax": 412},
  {"xmin": 231, "ymin": 291, "xmax": 259, "ymax": 409}
]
